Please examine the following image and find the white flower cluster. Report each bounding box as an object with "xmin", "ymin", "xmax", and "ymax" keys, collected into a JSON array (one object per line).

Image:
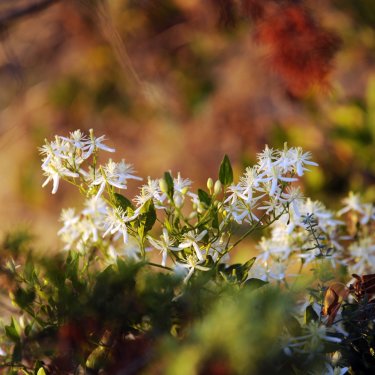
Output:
[
  {"xmin": 249, "ymin": 191, "xmax": 375, "ymax": 281},
  {"xmin": 224, "ymin": 145, "xmax": 317, "ymax": 225},
  {"xmin": 40, "ymin": 130, "xmax": 116, "ymax": 194},
  {"xmin": 41, "ymin": 130, "xmax": 375, "ymax": 285},
  {"xmin": 338, "ymin": 192, "xmax": 375, "ymax": 275}
]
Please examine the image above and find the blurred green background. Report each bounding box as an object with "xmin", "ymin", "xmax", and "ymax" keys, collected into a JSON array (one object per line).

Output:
[{"xmin": 0, "ymin": 0, "xmax": 375, "ymax": 249}]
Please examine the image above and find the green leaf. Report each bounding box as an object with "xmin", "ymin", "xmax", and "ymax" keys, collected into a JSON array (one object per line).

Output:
[
  {"xmin": 138, "ymin": 199, "xmax": 157, "ymax": 236},
  {"xmin": 212, "ymin": 209, "xmax": 219, "ymax": 229},
  {"xmin": 244, "ymin": 278, "xmax": 269, "ymax": 291},
  {"xmin": 114, "ymin": 193, "xmax": 133, "ymax": 211},
  {"xmin": 285, "ymin": 315, "xmax": 302, "ymax": 336},
  {"xmin": 243, "ymin": 257, "xmax": 256, "ymax": 273},
  {"xmin": 86, "ymin": 346, "xmax": 109, "ymax": 371},
  {"xmin": 164, "ymin": 219, "xmax": 173, "ymax": 233},
  {"xmin": 305, "ymin": 305, "xmax": 319, "ymax": 324},
  {"xmin": 12, "ymin": 342, "xmax": 22, "ymax": 362},
  {"xmin": 219, "ymin": 154, "xmax": 233, "ymax": 186},
  {"xmin": 164, "ymin": 171, "xmax": 174, "ymax": 197},
  {"xmin": 5, "ymin": 318, "xmax": 20, "ymax": 342},
  {"xmin": 219, "ymin": 261, "xmax": 256, "ymax": 284},
  {"xmin": 65, "ymin": 251, "xmax": 84, "ymax": 291},
  {"xmin": 24, "ymin": 257, "xmax": 38, "ymax": 284},
  {"xmin": 198, "ymin": 189, "xmax": 211, "ymax": 206},
  {"xmin": 36, "ymin": 368, "xmax": 47, "ymax": 375},
  {"xmin": 116, "ymin": 257, "xmax": 128, "ymax": 274},
  {"xmin": 14, "ymin": 287, "xmax": 36, "ymax": 309}
]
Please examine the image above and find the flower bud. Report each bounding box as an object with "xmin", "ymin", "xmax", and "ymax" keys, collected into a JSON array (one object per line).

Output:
[
  {"xmin": 207, "ymin": 177, "xmax": 214, "ymax": 191},
  {"xmin": 214, "ymin": 180, "xmax": 222, "ymax": 195},
  {"xmin": 188, "ymin": 211, "xmax": 197, "ymax": 219},
  {"xmin": 159, "ymin": 178, "xmax": 169, "ymax": 194},
  {"xmin": 174, "ymin": 194, "xmax": 183, "ymax": 208}
]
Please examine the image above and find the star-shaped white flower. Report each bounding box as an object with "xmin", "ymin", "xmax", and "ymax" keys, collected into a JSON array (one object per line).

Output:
[
  {"xmin": 176, "ymin": 230, "xmax": 207, "ymax": 261},
  {"xmin": 148, "ymin": 229, "xmax": 180, "ymax": 266}
]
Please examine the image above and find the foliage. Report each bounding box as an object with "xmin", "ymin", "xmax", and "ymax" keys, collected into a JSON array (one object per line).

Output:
[{"xmin": 0, "ymin": 130, "xmax": 374, "ymax": 374}]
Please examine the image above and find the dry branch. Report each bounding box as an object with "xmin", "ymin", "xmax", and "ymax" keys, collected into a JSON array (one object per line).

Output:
[{"xmin": 0, "ymin": 0, "xmax": 59, "ymax": 25}]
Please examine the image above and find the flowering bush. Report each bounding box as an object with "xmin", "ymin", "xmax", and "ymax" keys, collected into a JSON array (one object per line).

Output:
[{"xmin": 0, "ymin": 130, "xmax": 374, "ymax": 374}]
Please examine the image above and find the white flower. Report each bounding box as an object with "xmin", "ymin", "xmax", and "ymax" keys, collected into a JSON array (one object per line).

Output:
[
  {"xmin": 264, "ymin": 165, "xmax": 298, "ymax": 196},
  {"xmin": 177, "ymin": 230, "xmax": 208, "ymax": 261},
  {"xmin": 258, "ymin": 196, "xmax": 285, "ymax": 214},
  {"xmin": 207, "ymin": 235, "xmax": 228, "ymax": 261},
  {"xmin": 337, "ymin": 192, "xmax": 364, "ymax": 216},
  {"xmin": 280, "ymin": 186, "xmax": 304, "ymax": 217},
  {"xmin": 300, "ymin": 199, "xmax": 331, "ymax": 221},
  {"xmin": 238, "ymin": 166, "xmax": 266, "ymax": 203},
  {"xmin": 103, "ymin": 207, "xmax": 139, "ymax": 244},
  {"xmin": 289, "ymin": 321, "xmax": 341, "ymax": 351},
  {"xmin": 173, "ymin": 173, "xmax": 192, "ymax": 193},
  {"xmin": 58, "ymin": 208, "xmax": 81, "ymax": 249},
  {"xmin": 274, "ymin": 144, "xmax": 295, "ymax": 173},
  {"xmin": 84, "ymin": 131, "xmax": 115, "ymax": 158},
  {"xmin": 224, "ymin": 201, "xmax": 250, "ymax": 224},
  {"xmin": 257, "ymin": 236, "xmax": 292, "ymax": 263},
  {"xmin": 360, "ymin": 203, "xmax": 375, "ymax": 225},
  {"xmin": 321, "ymin": 364, "xmax": 349, "ymax": 375},
  {"xmin": 122, "ymin": 238, "xmax": 142, "ymax": 260},
  {"xmin": 61, "ymin": 130, "xmax": 88, "ymax": 150},
  {"xmin": 266, "ymin": 260, "xmax": 287, "ymax": 281},
  {"xmin": 308, "ymin": 363, "xmax": 348, "ymax": 375},
  {"xmin": 148, "ymin": 229, "xmax": 180, "ymax": 266},
  {"xmin": 290, "ymin": 147, "xmax": 318, "ymax": 177},
  {"xmin": 257, "ymin": 145, "xmax": 276, "ymax": 173},
  {"xmin": 39, "ymin": 136, "xmax": 70, "ymax": 165},
  {"xmin": 225, "ymin": 184, "xmax": 246, "ymax": 205},
  {"xmin": 92, "ymin": 159, "xmax": 142, "ymax": 198},
  {"xmin": 82, "ymin": 196, "xmax": 108, "ymax": 216},
  {"xmin": 57, "ymin": 198, "xmax": 110, "ymax": 251},
  {"xmin": 59, "ymin": 129, "xmax": 116, "ymax": 159},
  {"xmin": 225, "ymin": 199, "xmax": 260, "ymax": 224},
  {"xmin": 176, "ymin": 255, "xmax": 210, "ymax": 283},
  {"xmin": 348, "ymin": 237, "xmax": 375, "ymax": 274},
  {"xmin": 134, "ymin": 177, "xmax": 166, "ymax": 208},
  {"xmin": 247, "ymin": 261, "xmax": 268, "ymax": 281},
  {"xmin": 42, "ymin": 159, "xmax": 79, "ymax": 194}
]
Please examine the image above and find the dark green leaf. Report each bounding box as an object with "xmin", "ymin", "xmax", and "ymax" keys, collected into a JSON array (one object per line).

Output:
[
  {"xmin": 243, "ymin": 257, "xmax": 256, "ymax": 273},
  {"xmin": 219, "ymin": 154, "xmax": 233, "ymax": 186},
  {"xmin": 14, "ymin": 287, "xmax": 35, "ymax": 309},
  {"xmin": 244, "ymin": 278, "xmax": 269, "ymax": 291},
  {"xmin": 305, "ymin": 305, "xmax": 319, "ymax": 324},
  {"xmin": 12, "ymin": 342, "xmax": 22, "ymax": 362},
  {"xmin": 164, "ymin": 171, "xmax": 174, "ymax": 197},
  {"xmin": 219, "ymin": 262, "xmax": 256, "ymax": 284},
  {"xmin": 138, "ymin": 199, "xmax": 157, "ymax": 235},
  {"xmin": 286, "ymin": 315, "xmax": 302, "ymax": 336},
  {"xmin": 198, "ymin": 189, "xmax": 211, "ymax": 206},
  {"xmin": 114, "ymin": 193, "xmax": 133, "ymax": 211},
  {"xmin": 5, "ymin": 318, "xmax": 20, "ymax": 342},
  {"xmin": 116, "ymin": 257, "xmax": 128, "ymax": 274},
  {"xmin": 212, "ymin": 209, "xmax": 219, "ymax": 229}
]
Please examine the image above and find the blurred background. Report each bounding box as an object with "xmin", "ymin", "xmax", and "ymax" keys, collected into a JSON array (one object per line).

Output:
[{"xmin": 0, "ymin": 0, "xmax": 375, "ymax": 249}]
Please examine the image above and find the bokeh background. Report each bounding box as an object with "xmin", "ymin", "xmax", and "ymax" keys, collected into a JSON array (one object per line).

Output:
[{"xmin": 1, "ymin": 0, "xmax": 375, "ymax": 249}]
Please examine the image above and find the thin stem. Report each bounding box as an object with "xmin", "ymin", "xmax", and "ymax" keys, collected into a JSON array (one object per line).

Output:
[{"xmin": 147, "ymin": 262, "xmax": 173, "ymax": 271}]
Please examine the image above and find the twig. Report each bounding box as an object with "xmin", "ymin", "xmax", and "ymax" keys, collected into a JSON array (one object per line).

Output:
[{"xmin": 0, "ymin": 0, "xmax": 59, "ymax": 25}]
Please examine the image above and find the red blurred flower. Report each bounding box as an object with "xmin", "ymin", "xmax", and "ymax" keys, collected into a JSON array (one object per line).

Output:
[{"xmin": 243, "ymin": 1, "xmax": 341, "ymax": 97}]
